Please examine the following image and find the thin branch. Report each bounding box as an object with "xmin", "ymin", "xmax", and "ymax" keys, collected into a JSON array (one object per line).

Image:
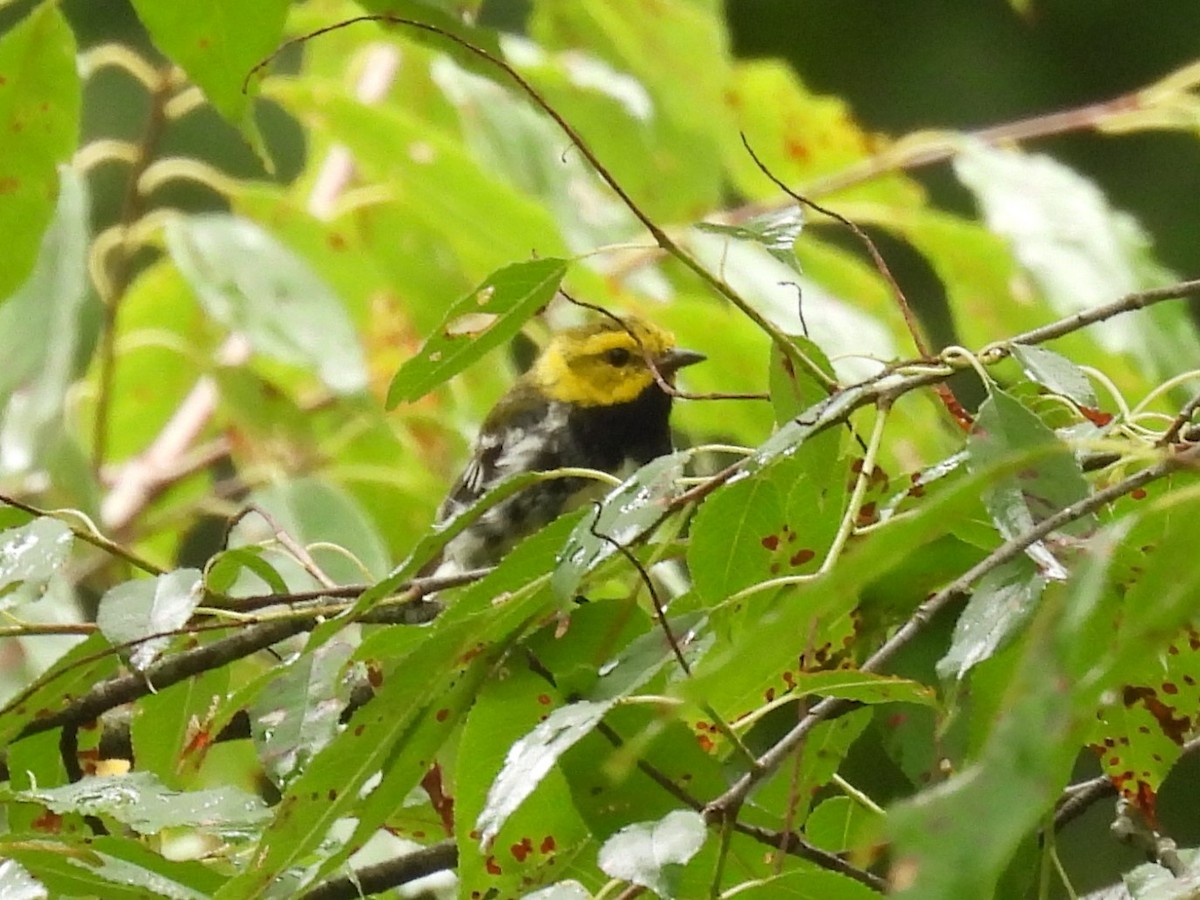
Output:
[
  {"xmin": 1159, "ymin": 386, "xmax": 1200, "ymax": 447},
  {"xmin": 245, "ymin": 16, "xmax": 830, "ymax": 388},
  {"xmin": 704, "ymin": 442, "xmax": 1200, "ymax": 822},
  {"xmin": 740, "ymin": 134, "xmax": 927, "ymax": 360},
  {"xmin": 0, "ymin": 493, "xmax": 163, "ymax": 576},
  {"xmin": 12, "ymin": 594, "xmax": 441, "ymax": 742},
  {"xmin": 300, "ymin": 840, "xmax": 457, "ymax": 900},
  {"xmin": 982, "ymin": 278, "xmax": 1200, "ymax": 362}
]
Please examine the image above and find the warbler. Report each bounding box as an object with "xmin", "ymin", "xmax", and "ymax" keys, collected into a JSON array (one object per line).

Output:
[{"xmin": 433, "ymin": 316, "xmax": 704, "ymax": 573}]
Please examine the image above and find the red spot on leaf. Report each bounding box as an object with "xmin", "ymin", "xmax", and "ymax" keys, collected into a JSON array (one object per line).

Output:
[
  {"xmin": 486, "ymin": 856, "xmax": 502, "ymax": 875},
  {"xmin": 1131, "ymin": 488, "xmax": 1148, "ymax": 500},
  {"xmin": 789, "ymin": 548, "xmax": 815, "ymax": 567},
  {"xmin": 537, "ymin": 694, "xmax": 552, "ymax": 706},
  {"xmin": 761, "ymin": 534, "xmax": 780, "ymax": 551},
  {"xmin": 32, "ymin": 810, "xmax": 62, "ymax": 832},
  {"xmin": 435, "ymin": 708, "xmax": 450, "ymax": 722},
  {"xmin": 541, "ymin": 835, "xmax": 556, "ymax": 853},
  {"xmin": 511, "ymin": 837, "xmax": 533, "ymax": 861}
]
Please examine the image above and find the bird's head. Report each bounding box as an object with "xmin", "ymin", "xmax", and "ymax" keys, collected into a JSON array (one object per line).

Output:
[{"xmin": 529, "ymin": 317, "xmax": 705, "ymax": 407}]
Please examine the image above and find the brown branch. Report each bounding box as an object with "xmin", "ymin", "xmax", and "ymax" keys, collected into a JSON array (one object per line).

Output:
[
  {"xmin": 300, "ymin": 840, "xmax": 457, "ymax": 900},
  {"xmin": 12, "ymin": 595, "xmax": 441, "ymax": 743}
]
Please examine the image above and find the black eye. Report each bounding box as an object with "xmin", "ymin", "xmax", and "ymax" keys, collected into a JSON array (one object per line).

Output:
[{"xmin": 604, "ymin": 347, "xmax": 633, "ymax": 367}]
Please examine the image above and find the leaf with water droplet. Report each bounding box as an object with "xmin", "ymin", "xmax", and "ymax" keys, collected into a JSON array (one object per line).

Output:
[
  {"xmin": 552, "ymin": 452, "xmax": 687, "ymax": 601},
  {"xmin": 386, "ymin": 257, "xmax": 568, "ymax": 407},
  {"xmin": 0, "ymin": 517, "xmax": 72, "ymax": 611},
  {"xmin": 597, "ymin": 809, "xmax": 706, "ymax": 897}
]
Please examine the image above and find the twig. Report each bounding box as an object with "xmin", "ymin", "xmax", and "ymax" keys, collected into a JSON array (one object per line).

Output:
[
  {"xmin": 244, "ymin": 16, "xmax": 832, "ymax": 389},
  {"xmin": 0, "ymin": 493, "xmax": 163, "ymax": 576},
  {"xmin": 981, "ymin": 278, "xmax": 1200, "ymax": 363},
  {"xmin": 300, "ymin": 840, "xmax": 457, "ymax": 900},
  {"xmin": 587, "ymin": 503, "xmax": 690, "ymax": 676},
  {"xmin": 704, "ymin": 443, "xmax": 1200, "ymax": 822},
  {"xmin": 12, "ymin": 594, "xmax": 442, "ymax": 742},
  {"xmin": 1159, "ymin": 386, "xmax": 1200, "ymax": 447},
  {"xmin": 740, "ymin": 134, "xmax": 927, "ymax": 360}
]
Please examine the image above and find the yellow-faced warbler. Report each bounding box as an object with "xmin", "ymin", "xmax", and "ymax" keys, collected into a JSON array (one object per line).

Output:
[{"xmin": 433, "ymin": 316, "xmax": 704, "ymax": 574}]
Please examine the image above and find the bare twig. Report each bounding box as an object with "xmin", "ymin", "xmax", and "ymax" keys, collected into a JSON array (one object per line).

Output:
[
  {"xmin": 301, "ymin": 840, "xmax": 457, "ymax": 900},
  {"xmin": 1159, "ymin": 386, "xmax": 1200, "ymax": 447},
  {"xmin": 244, "ymin": 16, "xmax": 832, "ymax": 390},
  {"xmin": 0, "ymin": 493, "xmax": 163, "ymax": 576}
]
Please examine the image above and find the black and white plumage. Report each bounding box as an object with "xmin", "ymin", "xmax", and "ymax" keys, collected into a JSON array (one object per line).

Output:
[{"xmin": 431, "ymin": 317, "xmax": 704, "ymax": 574}]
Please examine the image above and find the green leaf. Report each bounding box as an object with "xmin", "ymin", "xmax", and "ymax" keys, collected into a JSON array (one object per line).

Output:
[
  {"xmin": 0, "ymin": 633, "xmax": 120, "ymax": 748},
  {"xmin": 1, "ymin": 834, "xmax": 226, "ymax": 900},
  {"xmin": 166, "ymin": 214, "xmax": 368, "ymax": 395},
  {"xmin": 455, "ymin": 660, "xmax": 592, "ymax": 896},
  {"xmin": 477, "ymin": 699, "xmax": 615, "ymax": 847},
  {"xmin": 1010, "ymin": 344, "xmax": 1099, "ymax": 409},
  {"xmin": 806, "ymin": 795, "xmax": 883, "ymax": 853},
  {"xmin": 11, "ymin": 771, "xmax": 270, "ymax": 837},
  {"xmin": 386, "ymin": 257, "xmax": 568, "ymax": 406},
  {"xmin": 0, "ymin": 5, "xmax": 80, "ymax": 301},
  {"xmin": 95, "ymin": 570, "xmax": 203, "ymax": 671},
  {"xmin": 937, "ymin": 556, "xmax": 1046, "ymax": 682},
  {"xmin": 0, "ymin": 517, "xmax": 73, "ymax": 611},
  {"xmin": 688, "ymin": 432, "xmax": 843, "ymax": 604},
  {"xmin": 596, "ymin": 809, "xmax": 706, "ymax": 899},
  {"xmin": 768, "ymin": 332, "xmax": 836, "ymax": 425},
  {"xmin": 695, "ymin": 206, "xmax": 804, "ymax": 274},
  {"xmin": 788, "ymin": 670, "xmax": 938, "ymax": 707},
  {"xmin": 249, "ymin": 639, "xmax": 355, "ymax": 789},
  {"xmin": 0, "ymin": 167, "xmax": 91, "ymax": 472},
  {"xmin": 967, "ymin": 387, "xmax": 1092, "ymax": 577},
  {"xmin": 204, "ymin": 546, "xmax": 288, "ymax": 596},
  {"xmin": 552, "ymin": 451, "xmax": 687, "ymax": 601},
  {"xmin": 131, "ymin": 664, "xmax": 229, "ymax": 789},
  {"xmin": 129, "ymin": 0, "xmax": 288, "ymax": 158}
]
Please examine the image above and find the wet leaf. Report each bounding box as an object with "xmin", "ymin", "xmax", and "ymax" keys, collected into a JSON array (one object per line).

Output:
[
  {"xmin": 552, "ymin": 452, "xmax": 687, "ymax": 601},
  {"xmin": 967, "ymin": 387, "xmax": 1092, "ymax": 577},
  {"xmin": 386, "ymin": 258, "xmax": 568, "ymax": 406},
  {"xmin": 937, "ymin": 556, "xmax": 1046, "ymax": 682},
  {"xmin": 95, "ymin": 570, "xmax": 203, "ymax": 671},
  {"xmin": 0, "ymin": 517, "xmax": 73, "ymax": 611},
  {"xmin": 1010, "ymin": 344, "xmax": 1098, "ymax": 409},
  {"xmin": 12, "ymin": 771, "xmax": 270, "ymax": 836},
  {"xmin": 695, "ymin": 206, "xmax": 804, "ymax": 274},
  {"xmin": 597, "ymin": 809, "xmax": 706, "ymax": 898},
  {"xmin": 477, "ymin": 700, "xmax": 614, "ymax": 847}
]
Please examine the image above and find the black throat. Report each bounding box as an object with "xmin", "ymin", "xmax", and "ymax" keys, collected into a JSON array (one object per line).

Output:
[{"xmin": 568, "ymin": 386, "xmax": 674, "ymax": 472}]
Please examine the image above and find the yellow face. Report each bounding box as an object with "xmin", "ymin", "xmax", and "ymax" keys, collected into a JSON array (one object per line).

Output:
[{"xmin": 529, "ymin": 317, "xmax": 700, "ymax": 407}]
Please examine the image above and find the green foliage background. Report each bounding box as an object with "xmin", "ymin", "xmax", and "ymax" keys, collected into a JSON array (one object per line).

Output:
[{"xmin": 1, "ymin": 1, "xmax": 1199, "ymax": 898}]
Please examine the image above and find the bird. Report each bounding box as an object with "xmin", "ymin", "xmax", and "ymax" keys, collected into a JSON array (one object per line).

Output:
[{"xmin": 431, "ymin": 315, "xmax": 705, "ymax": 575}]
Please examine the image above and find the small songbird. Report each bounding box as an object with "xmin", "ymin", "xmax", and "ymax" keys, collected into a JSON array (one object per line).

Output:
[{"xmin": 433, "ymin": 316, "xmax": 705, "ymax": 574}]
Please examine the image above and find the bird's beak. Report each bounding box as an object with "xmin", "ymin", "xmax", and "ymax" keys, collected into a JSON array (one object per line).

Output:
[{"xmin": 656, "ymin": 347, "xmax": 706, "ymax": 375}]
